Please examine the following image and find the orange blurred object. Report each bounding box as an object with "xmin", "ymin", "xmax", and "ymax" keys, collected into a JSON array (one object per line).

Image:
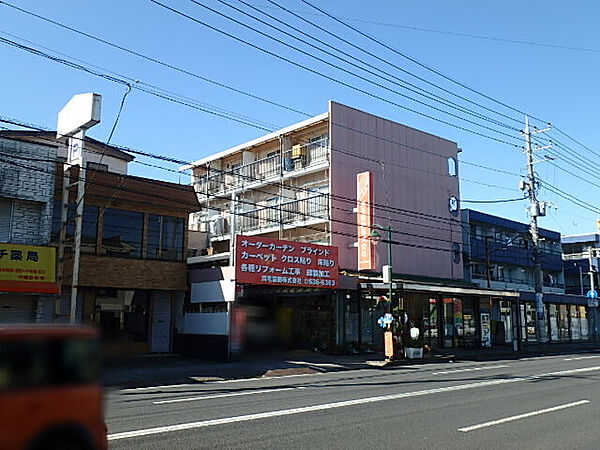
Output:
[{"xmin": 0, "ymin": 324, "xmax": 107, "ymax": 450}]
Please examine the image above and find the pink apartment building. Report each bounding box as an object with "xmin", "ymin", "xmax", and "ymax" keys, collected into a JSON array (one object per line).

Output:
[{"xmin": 178, "ymin": 101, "xmax": 518, "ymax": 359}]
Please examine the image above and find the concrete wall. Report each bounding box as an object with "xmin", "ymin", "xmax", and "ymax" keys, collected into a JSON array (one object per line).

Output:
[
  {"xmin": 183, "ymin": 313, "xmax": 229, "ymax": 335},
  {"xmin": 190, "ymin": 280, "xmax": 235, "ymax": 303},
  {"xmin": 0, "ymin": 137, "xmax": 55, "ymax": 245},
  {"xmin": 57, "ymin": 143, "xmax": 129, "ymax": 174},
  {"xmin": 329, "ymin": 102, "xmax": 463, "ymax": 279}
]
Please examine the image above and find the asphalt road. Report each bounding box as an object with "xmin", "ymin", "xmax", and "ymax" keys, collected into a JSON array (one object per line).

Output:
[{"xmin": 105, "ymin": 352, "xmax": 600, "ymax": 449}]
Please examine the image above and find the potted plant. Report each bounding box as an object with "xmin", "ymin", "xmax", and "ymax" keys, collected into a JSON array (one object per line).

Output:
[
  {"xmin": 404, "ymin": 338, "xmax": 424, "ymax": 359},
  {"xmin": 404, "ymin": 325, "xmax": 424, "ymax": 359}
]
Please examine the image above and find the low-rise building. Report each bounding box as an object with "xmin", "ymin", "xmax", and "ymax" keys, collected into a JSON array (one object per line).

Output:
[
  {"xmin": 462, "ymin": 209, "xmax": 593, "ymax": 345},
  {"xmin": 0, "ymin": 135, "xmax": 58, "ymax": 322},
  {"xmin": 0, "ymin": 130, "xmax": 200, "ymax": 354},
  {"xmin": 181, "ymin": 102, "xmax": 519, "ymax": 358}
]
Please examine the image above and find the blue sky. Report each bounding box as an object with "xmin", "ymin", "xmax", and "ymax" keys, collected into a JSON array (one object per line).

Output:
[{"xmin": 1, "ymin": 0, "xmax": 599, "ymax": 235}]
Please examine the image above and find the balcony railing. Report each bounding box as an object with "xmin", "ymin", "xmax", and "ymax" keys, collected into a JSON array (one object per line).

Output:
[
  {"xmin": 194, "ymin": 137, "xmax": 329, "ymax": 197},
  {"xmin": 202, "ymin": 194, "xmax": 329, "ymax": 237},
  {"xmin": 472, "ymin": 274, "xmax": 565, "ymax": 289}
]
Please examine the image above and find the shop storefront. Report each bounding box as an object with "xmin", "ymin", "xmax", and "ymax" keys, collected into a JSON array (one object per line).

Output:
[
  {"xmin": 346, "ymin": 281, "xmax": 518, "ymax": 351},
  {"xmin": 518, "ymin": 292, "xmax": 592, "ymax": 343},
  {"xmin": 547, "ymin": 303, "xmax": 590, "ymax": 342},
  {"xmin": 238, "ymin": 285, "xmax": 336, "ymax": 351},
  {"xmin": 0, "ymin": 243, "xmax": 60, "ymax": 324}
]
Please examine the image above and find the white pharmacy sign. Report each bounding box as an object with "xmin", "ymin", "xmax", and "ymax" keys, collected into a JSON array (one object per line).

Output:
[{"xmin": 67, "ymin": 130, "xmax": 84, "ymax": 166}]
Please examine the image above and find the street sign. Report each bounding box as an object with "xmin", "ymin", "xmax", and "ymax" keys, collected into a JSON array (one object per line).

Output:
[
  {"xmin": 586, "ymin": 290, "xmax": 598, "ymax": 299},
  {"xmin": 384, "ymin": 331, "xmax": 394, "ymax": 358},
  {"xmin": 588, "ymin": 299, "xmax": 599, "ymax": 308}
]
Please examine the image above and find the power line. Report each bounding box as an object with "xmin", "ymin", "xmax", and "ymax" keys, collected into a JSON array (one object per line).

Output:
[
  {"xmin": 0, "ymin": 116, "xmax": 518, "ymax": 229},
  {"xmin": 220, "ymin": 0, "xmax": 522, "ymax": 134},
  {"xmin": 0, "ymin": 154, "xmax": 464, "ymax": 255},
  {"xmin": 263, "ymin": 0, "xmax": 524, "ymax": 127},
  {"xmin": 0, "ymin": 0, "xmax": 535, "ymax": 177},
  {"xmin": 0, "ymin": 0, "xmax": 314, "ymax": 120},
  {"xmin": 149, "ymin": 0, "xmax": 522, "ymax": 148},
  {"xmin": 0, "ymin": 121, "xmax": 471, "ymax": 244},
  {"xmin": 190, "ymin": 0, "xmax": 523, "ymax": 143},
  {"xmin": 299, "ymin": 0, "xmax": 549, "ymax": 127},
  {"xmin": 0, "ymin": 33, "xmax": 279, "ymax": 132},
  {"xmin": 0, "ymin": 147, "xmax": 465, "ymax": 246},
  {"xmin": 252, "ymin": 4, "xmax": 600, "ymax": 54},
  {"xmin": 0, "ymin": 128, "xmax": 554, "ymax": 257},
  {"xmin": 2, "ymin": 119, "xmax": 581, "ymax": 243},
  {"xmin": 0, "ymin": 29, "xmax": 527, "ymax": 188},
  {"xmin": 462, "ymin": 198, "xmax": 524, "ymax": 204}
]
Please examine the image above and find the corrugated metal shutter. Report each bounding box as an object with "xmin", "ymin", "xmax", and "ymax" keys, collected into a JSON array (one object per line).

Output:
[
  {"xmin": 0, "ymin": 296, "xmax": 35, "ymax": 323},
  {"xmin": 0, "ymin": 199, "xmax": 12, "ymax": 242},
  {"xmin": 150, "ymin": 291, "xmax": 172, "ymax": 353}
]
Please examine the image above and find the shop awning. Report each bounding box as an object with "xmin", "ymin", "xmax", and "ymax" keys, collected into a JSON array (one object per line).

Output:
[
  {"xmin": 519, "ymin": 291, "xmax": 588, "ymax": 305},
  {"xmin": 359, "ymin": 282, "xmax": 520, "ymax": 298}
]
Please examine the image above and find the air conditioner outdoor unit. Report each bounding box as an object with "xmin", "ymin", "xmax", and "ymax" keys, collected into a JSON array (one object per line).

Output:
[
  {"xmin": 224, "ymin": 174, "xmax": 235, "ymax": 186},
  {"xmin": 211, "ymin": 216, "xmax": 225, "ymax": 235}
]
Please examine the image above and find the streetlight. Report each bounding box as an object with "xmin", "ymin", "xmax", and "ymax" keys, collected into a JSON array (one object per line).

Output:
[{"xmin": 370, "ymin": 225, "xmax": 393, "ymax": 312}]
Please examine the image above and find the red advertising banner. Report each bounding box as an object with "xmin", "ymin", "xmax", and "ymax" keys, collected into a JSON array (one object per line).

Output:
[
  {"xmin": 235, "ymin": 235, "xmax": 339, "ymax": 289},
  {"xmin": 357, "ymin": 171, "xmax": 374, "ymax": 270}
]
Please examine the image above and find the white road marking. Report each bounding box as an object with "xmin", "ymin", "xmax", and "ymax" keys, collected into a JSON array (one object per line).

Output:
[
  {"xmin": 286, "ymin": 360, "xmax": 344, "ymax": 368},
  {"xmin": 432, "ymin": 365, "xmax": 509, "ymax": 375},
  {"xmin": 458, "ymin": 400, "xmax": 590, "ymax": 432},
  {"xmin": 107, "ymin": 365, "xmax": 600, "ymax": 441},
  {"xmin": 120, "ymin": 384, "xmax": 198, "ymax": 393},
  {"xmin": 153, "ymin": 387, "xmax": 298, "ymax": 404},
  {"xmin": 118, "ymin": 371, "xmax": 328, "ymax": 392},
  {"xmin": 564, "ymin": 355, "xmax": 600, "ymax": 361},
  {"xmin": 214, "ymin": 372, "xmax": 324, "ymax": 383}
]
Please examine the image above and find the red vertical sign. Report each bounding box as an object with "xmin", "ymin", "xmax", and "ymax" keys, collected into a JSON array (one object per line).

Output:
[{"xmin": 357, "ymin": 171, "xmax": 373, "ymax": 270}]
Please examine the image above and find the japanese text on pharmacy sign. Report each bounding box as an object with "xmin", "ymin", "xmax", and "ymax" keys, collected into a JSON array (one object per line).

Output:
[{"xmin": 235, "ymin": 235, "xmax": 339, "ymax": 289}]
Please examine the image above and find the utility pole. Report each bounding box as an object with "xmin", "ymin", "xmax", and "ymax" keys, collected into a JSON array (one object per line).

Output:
[
  {"xmin": 588, "ymin": 251, "xmax": 596, "ymax": 294},
  {"xmin": 521, "ymin": 115, "xmax": 552, "ymax": 343},
  {"xmin": 485, "ymin": 235, "xmax": 492, "ymax": 289}
]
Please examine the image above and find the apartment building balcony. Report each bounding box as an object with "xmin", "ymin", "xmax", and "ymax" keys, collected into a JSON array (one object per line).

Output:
[
  {"xmin": 471, "ymin": 274, "xmax": 565, "ymax": 293},
  {"xmin": 194, "ymin": 137, "xmax": 329, "ymax": 201},
  {"xmin": 204, "ymin": 193, "xmax": 329, "ymax": 242}
]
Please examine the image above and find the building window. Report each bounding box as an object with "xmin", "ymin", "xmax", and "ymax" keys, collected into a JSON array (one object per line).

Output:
[
  {"xmin": 86, "ymin": 161, "xmax": 108, "ymax": 172},
  {"xmin": 147, "ymin": 215, "xmax": 185, "ymax": 261},
  {"xmin": 51, "ymin": 201, "xmax": 98, "ymax": 253},
  {"xmin": 448, "ymin": 157, "xmax": 457, "ymax": 176},
  {"xmin": 102, "ymin": 208, "xmax": 143, "ymax": 258}
]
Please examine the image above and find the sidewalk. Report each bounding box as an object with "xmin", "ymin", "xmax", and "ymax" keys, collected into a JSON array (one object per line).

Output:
[
  {"xmin": 103, "ymin": 350, "xmax": 377, "ymax": 388},
  {"xmin": 103, "ymin": 343, "xmax": 600, "ymax": 388}
]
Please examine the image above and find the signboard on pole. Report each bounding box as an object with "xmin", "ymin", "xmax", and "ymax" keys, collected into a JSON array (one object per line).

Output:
[
  {"xmin": 235, "ymin": 235, "xmax": 339, "ymax": 289},
  {"xmin": 67, "ymin": 130, "xmax": 84, "ymax": 166},
  {"xmin": 356, "ymin": 171, "xmax": 373, "ymax": 271},
  {"xmin": 481, "ymin": 312, "xmax": 491, "ymax": 347},
  {"xmin": 384, "ymin": 331, "xmax": 394, "ymax": 358},
  {"xmin": 57, "ymin": 93, "xmax": 101, "ymax": 138},
  {"xmin": 587, "ymin": 290, "xmax": 598, "ymax": 307}
]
